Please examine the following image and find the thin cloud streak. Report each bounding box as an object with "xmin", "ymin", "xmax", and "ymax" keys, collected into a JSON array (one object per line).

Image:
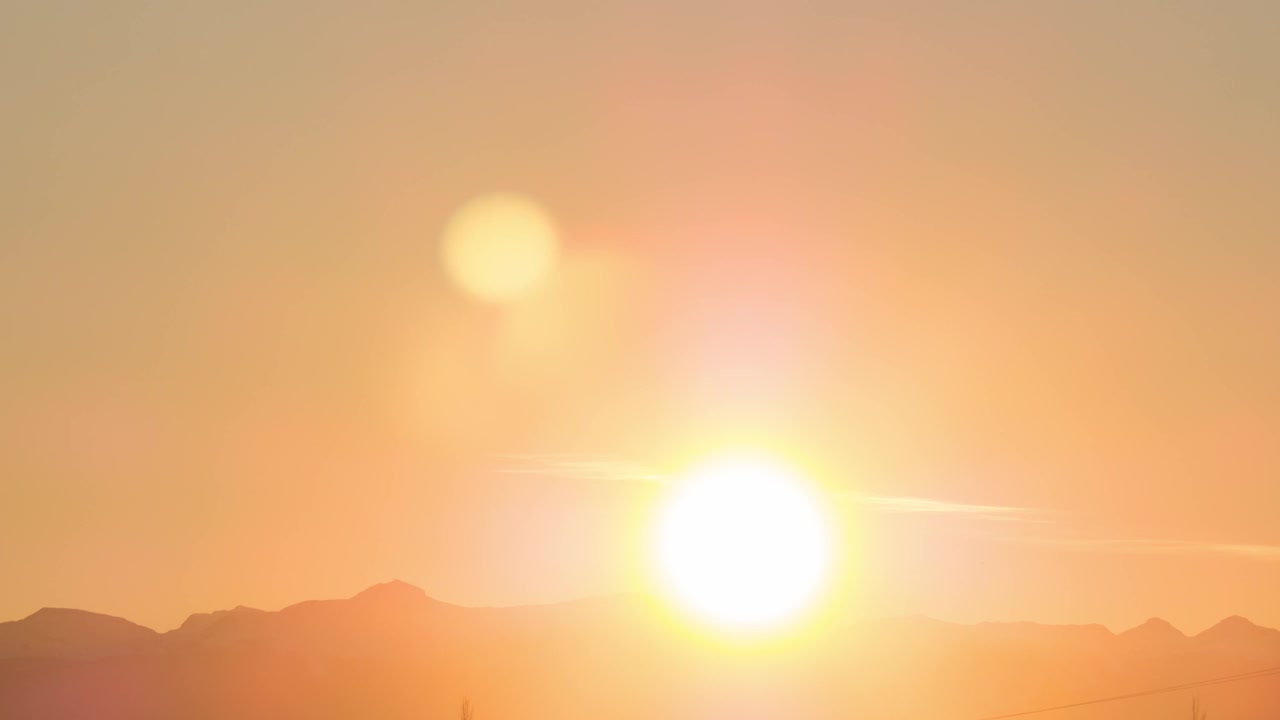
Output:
[
  {"xmin": 501, "ymin": 456, "xmax": 1280, "ymax": 564},
  {"xmin": 499, "ymin": 457, "xmax": 1041, "ymax": 524},
  {"xmin": 1027, "ymin": 536, "xmax": 1280, "ymax": 559},
  {"xmin": 853, "ymin": 495, "xmax": 1032, "ymax": 518}
]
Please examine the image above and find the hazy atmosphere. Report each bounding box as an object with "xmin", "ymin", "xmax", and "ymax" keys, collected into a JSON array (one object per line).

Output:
[{"xmin": 4, "ymin": 0, "xmax": 1280, "ymax": 644}]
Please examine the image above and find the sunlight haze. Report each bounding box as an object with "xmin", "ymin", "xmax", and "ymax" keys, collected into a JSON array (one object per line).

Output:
[{"xmin": 2, "ymin": 0, "xmax": 1279, "ymax": 642}]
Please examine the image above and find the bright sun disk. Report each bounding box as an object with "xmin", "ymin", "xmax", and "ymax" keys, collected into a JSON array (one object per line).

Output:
[{"xmin": 654, "ymin": 455, "xmax": 830, "ymax": 630}]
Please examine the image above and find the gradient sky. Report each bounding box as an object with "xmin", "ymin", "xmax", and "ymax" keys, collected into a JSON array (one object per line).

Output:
[{"xmin": 3, "ymin": 0, "xmax": 1279, "ymax": 632}]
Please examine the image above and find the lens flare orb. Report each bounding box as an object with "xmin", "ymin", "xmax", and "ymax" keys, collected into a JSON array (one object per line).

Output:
[{"xmin": 441, "ymin": 193, "xmax": 559, "ymax": 302}]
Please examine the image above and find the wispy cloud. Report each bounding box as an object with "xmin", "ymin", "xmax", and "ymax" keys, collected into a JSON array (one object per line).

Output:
[
  {"xmin": 496, "ymin": 455, "xmax": 1280, "ymax": 564},
  {"xmin": 498, "ymin": 455, "xmax": 1280, "ymax": 564},
  {"xmin": 496, "ymin": 454, "xmax": 666, "ymax": 484},
  {"xmin": 498, "ymin": 460, "xmax": 1039, "ymax": 523},
  {"xmin": 853, "ymin": 495, "xmax": 1030, "ymax": 517},
  {"xmin": 845, "ymin": 495, "xmax": 1044, "ymax": 525},
  {"xmin": 1028, "ymin": 536, "xmax": 1280, "ymax": 559}
]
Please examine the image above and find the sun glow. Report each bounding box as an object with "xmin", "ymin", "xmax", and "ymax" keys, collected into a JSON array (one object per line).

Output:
[{"xmin": 653, "ymin": 455, "xmax": 831, "ymax": 630}]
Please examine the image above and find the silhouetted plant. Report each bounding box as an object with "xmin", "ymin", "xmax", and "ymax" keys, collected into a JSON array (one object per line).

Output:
[
  {"xmin": 461, "ymin": 699, "xmax": 473, "ymax": 720},
  {"xmin": 1191, "ymin": 695, "xmax": 1207, "ymax": 720}
]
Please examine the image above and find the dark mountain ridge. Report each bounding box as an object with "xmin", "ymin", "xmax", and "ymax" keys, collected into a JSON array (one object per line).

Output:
[{"xmin": 1, "ymin": 583, "xmax": 1277, "ymax": 720}]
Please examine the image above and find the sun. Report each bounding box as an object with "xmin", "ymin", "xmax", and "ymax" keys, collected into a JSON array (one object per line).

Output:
[{"xmin": 653, "ymin": 455, "xmax": 831, "ymax": 630}]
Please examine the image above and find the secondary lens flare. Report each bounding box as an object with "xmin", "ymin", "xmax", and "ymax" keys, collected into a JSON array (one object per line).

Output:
[{"xmin": 441, "ymin": 193, "xmax": 559, "ymax": 303}]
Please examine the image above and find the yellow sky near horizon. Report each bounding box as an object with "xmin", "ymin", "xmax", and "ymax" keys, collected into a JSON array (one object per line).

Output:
[{"xmin": 2, "ymin": 0, "xmax": 1280, "ymax": 632}]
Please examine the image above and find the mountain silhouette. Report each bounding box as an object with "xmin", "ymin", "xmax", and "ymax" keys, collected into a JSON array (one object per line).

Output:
[
  {"xmin": 163, "ymin": 606, "xmax": 263, "ymax": 648},
  {"xmin": 1, "ymin": 583, "xmax": 1278, "ymax": 720},
  {"xmin": 0, "ymin": 608, "xmax": 158, "ymax": 660},
  {"xmin": 1116, "ymin": 617, "xmax": 1187, "ymax": 655},
  {"xmin": 1197, "ymin": 614, "xmax": 1274, "ymax": 641},
  {"xmin": 1120, "ymin": 617, "xmax": 1185, "ymax": 640}
]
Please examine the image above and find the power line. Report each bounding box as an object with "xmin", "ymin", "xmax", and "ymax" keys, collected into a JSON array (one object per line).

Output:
[{"xmin": 972, "ymin": 664, "xmax": 1280, "ymax": 720}]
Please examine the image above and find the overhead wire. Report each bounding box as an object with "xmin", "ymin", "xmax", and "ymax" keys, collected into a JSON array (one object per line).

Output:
[{"xmin": 971, "ymin": 664, "xmax": 1280, "ymax": 720}]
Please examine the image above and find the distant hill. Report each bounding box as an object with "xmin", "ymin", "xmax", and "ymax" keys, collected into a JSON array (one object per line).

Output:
[
  {"xmin": 0, "ymin": 608, "xmax": 158, "ymax": 660},
  {"xmin": 0, "ymin": 583, "xmax": 1277, "ymax": 720}
]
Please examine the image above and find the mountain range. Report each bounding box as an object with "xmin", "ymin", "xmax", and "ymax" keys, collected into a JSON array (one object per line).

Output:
[{"xmin": 1, "ymin": 582, "xmax": 1277, "ymax": 719}]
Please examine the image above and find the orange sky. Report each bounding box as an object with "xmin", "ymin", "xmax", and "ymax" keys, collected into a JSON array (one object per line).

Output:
[{"xmin": 2, "ymin": 0, "xmax": 1279, "ymax": 633}]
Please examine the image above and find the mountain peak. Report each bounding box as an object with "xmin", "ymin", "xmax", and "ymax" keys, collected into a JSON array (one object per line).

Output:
[
  {"xmin": 1191, "ymin": 614, "xmax": 1280, "ymax": 650},
  {"xmin": 0, "ymin": 607, "xmax": 157, "ymax": 660},
  {"xmin": 172, "ymin": 605, "xmax": 262, "ymax": 634},
  {"xmin": 352, "ymin": 580, "xmax": 428, "ymax": 604},
  {"xmin": 1214, "ymin": 614, "xmax": 1256, "ymax": 629},
  {"xmin": 23, "ymin": 607, "xmax": 154, "ymax": 633},
  {"xmin": 27, "ymin": 607, "xmax": 88, "ymax": 621},
  {"xmin": 1120, "ymin": 617, "xmax": 1184, "ymax": 638},
  {"xmin": 1199, "ymin": 615, "xmax": 1260, "ymax": 637},
  {"xmin": 29, "ymin": 607, "xmax": 101, "ymax": 619}
]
